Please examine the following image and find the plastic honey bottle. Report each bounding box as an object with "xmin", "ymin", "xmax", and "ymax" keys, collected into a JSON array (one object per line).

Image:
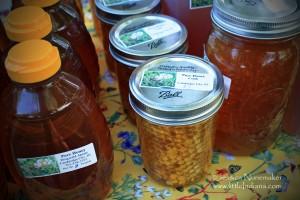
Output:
[{"xmin": 1, "ymin": 39, "xmax": 113, "ymax": 200}]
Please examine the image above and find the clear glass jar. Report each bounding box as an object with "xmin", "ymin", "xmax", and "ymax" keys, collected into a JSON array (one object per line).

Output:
[
  {"xmin": 23, "ymin": 0, "xmax": 100, "ymax": 95},
  {"xmin": 1, "ymin": 40, "xmax": 113, "ymax": 200},
  {"xmin": 206, "ymin": 0, "xmax": 300, "ymax": 155},
  {"xmin": 95, "ymin": 0, "xmax": 161, "ymax": 75},
  {"xmin": 129, "ymin": 54, "xmax": 224, "ymax": 187},
  {"xmin": 161, "ymin": 0, "xmax": 212, "ymax": 57},
  {"xmin": 3, "ymin": 6, "xmax": 93, "ymax": 93},
  {"xmin": 109, "ymin": 14, "xmax": 188, "ymax": 123}
]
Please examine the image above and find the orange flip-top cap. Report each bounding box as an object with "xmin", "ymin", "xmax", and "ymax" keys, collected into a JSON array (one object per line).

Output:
[
  {"xmin": 4, "ymin": 6, "xmax": 52, "ymax": 42},
  {"xmin": 5, "ymin": 39, "xmax": 61, "ymax": 84}
]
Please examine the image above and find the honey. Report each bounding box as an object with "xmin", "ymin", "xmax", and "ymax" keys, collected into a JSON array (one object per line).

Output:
[
  {"xmin": 110, "ymin": 14, "xmax": 188, "ymax": 123},
  {"xmin": 3, "ymin": 6, "xmax": 93, "ymax": 93},
  {"xmin": 23, "ymin": 0, "xmax": 100, "ymax": 95},
  {"xmin": 137, "ymin": 116, "xmax": 216, "ymax": 187},
  {"xmin": 1, "ymin": 40, "xmax": 113, "ymax": 199},
  {"xmin": 129, "ymin": 54, "xmax": 224, "ymax": 187},
  {"xmin": 206, "ymin": 0, "xmax": 300, "ymax": 154}
]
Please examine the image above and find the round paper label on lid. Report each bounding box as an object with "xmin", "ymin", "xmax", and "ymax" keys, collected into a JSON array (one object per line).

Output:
[
  {"xmin": 110, "ymin": 15, "xmax": 187, "ymax": 58},
  {"xmin": 118, "ymin": 20, "xmax": 181, "ymax": 48},
  {"xmin": 140, "ymin": 69, "xmax": 214, "ymax": 92}
]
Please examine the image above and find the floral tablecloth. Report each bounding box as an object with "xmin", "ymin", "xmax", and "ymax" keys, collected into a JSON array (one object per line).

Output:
[{"xmin": 8, "ymin": 1, "xmax": 300, "ymax": 200}]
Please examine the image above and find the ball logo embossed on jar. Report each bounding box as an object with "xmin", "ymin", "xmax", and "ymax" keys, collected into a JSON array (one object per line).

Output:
[{"xmin": 129, "ymin": 54, "xmax": 224, "ymax": 187}]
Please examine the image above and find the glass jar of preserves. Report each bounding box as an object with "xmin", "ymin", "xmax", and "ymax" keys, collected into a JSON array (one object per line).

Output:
[
  {"xmin": 161, "ymin": 0, "xmax": 212, "ymax": 57},
  {"xmin": 109, "ymin": 14, "xmax": 188, "ymax": 123},
  {"xmin": 1, "ymin": 39, "xmax": 113, "ymax": 200},
  {"xmin": 95, "ymin": 0, "xmax": 161, "ymax": 75},
  {"xmin": 129, "ymin": 54, "xmax": 224, "ymax": 187},
  {"xmin": 3, "ymin": 6, "xmax": 93, "ymax": 93},
  {"xmin": 206, "ymin": 0, "xmax": 300, "ymax": 155},
  {"xmin": 22, "ymin": 0, "xmax": 100, "ymax": 95}
]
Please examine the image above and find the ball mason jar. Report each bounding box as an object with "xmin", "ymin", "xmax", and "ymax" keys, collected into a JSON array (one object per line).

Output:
[
  {"xmin": 95, "ymin": 0, "xmax": 161, "ymax": 75},
  {"xmin": 206, "ymin": 0, "xmax": 300, "ymax": 155},
  {"xmin": 129, "ymin": 54, "xmax": 224, "ymax": 187},
  {"xmin": 109, "ymin": 14, "xmax": 188, "ymax": 123}
]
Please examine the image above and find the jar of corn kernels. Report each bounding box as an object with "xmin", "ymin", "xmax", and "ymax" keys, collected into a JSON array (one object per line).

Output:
[
  {"xmin": 110, "ymin": 14, "xmax": 188, "ymax": 123},
  {"xmin": 129, "ymin": 54, "xmax": 224, "ymax": 187}
]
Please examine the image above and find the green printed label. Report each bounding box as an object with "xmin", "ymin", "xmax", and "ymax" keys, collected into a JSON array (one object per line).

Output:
[
  {"xmin": 140, "ymin": 70, "xmax": 214, "ymax": 91},
  {"xmin": 102, "ymin": 0, "xmax": 141, "ymax": 7},
  {"xmin": 17, "ymin": 143, "xmax": 98, "ymax": 178},
  {"xmin": 118, "ymin": 21, "xmax": 181, "ymax": 48},
  {"xmin": 190, "ymin": 0, "xmax": 212, "ymax": 9}
]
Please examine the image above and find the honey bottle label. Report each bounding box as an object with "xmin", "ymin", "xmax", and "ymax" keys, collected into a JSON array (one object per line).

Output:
[{"xmin": 17, "ymin": 143, "xmax": 98, "ymax": 178}]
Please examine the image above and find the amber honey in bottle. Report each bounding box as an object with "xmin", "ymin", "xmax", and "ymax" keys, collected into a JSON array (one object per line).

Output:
[
  {"xmin": 206, "ymin": 0, "xmax": 300, "ymax": 155},
  {"xmin": 22, "ymin": 0, "xmax": 100, "ymax": 95},
  {"xmin": 283, "ymin": 36, "xmax": 300, "ymax": 136},
  {"xmin": 63, "ymin": 0, "xmax": 84, "ymax": 20},
  {"xmin": 3, "ymin": 6, "xmax": 94, "ymax": 94},
  {"xmin": 95, "ymin": 0, "xmax": 161, "ymax": 75},
  {"xmin": 0, "ymin": 156, "xmax": 8, "ymax": 200},
  {"xmin": 109, "ymin": 14, "xmax": 188, "ymax": 123},
  {"xmin": 129, "ymin": 54, "xmax": 224, "ymax": 187},
  {"xmin": 1, "ymin": 39, "xmax": 113, "ymax": 200},
  {"xmin": 161, "ymin": 0, "xmax": 212, "ymax": 57}
]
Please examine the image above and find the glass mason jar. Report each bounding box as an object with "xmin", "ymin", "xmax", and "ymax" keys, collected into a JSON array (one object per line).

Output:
[
  {"xmin": 206, "ymin": 0, "xmax": 300, "ymax": 155},
  {"xmin": 1, "ymin": 40, "xmax": 113, "ymax": 200},
  {"xmin": 129, "ymin": 54, "xmax": 224, "ymax": 187},
  {"xmin": 109, "ymin": 14, "xmax": 188, "ymax": 123},
  {"xmin": 22, "ymin": 0, "xmax": 100, "ymax": 95},
  {"xmin": 161, "ymin": 0, "xmax": 212, "ymax": 57},
  {"xmin": 3, "ymin": 6, "xmax": 93, "ymax": 93},
  {"xmin": 95, "ymin": 0, "xmax": 161, "ymax": 75}
]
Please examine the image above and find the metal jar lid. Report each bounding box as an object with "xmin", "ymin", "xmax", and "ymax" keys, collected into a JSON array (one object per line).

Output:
[
  {"xmin": 109, "ymin": 14, "xmax": 188, "ymax": 67},
  {"xmin": 95, "ymin": 0, "xmax": 161, "ymax": 25},
  {"xmin": 129, "ymin": 54, "xmax": 224, "ymax": 126},
  {"xmin": 212, "ymin": 0, "xmax": 300, "ymax": 39}
]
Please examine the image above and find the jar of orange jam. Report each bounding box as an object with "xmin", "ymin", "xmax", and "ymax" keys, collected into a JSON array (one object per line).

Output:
[
  {"xmin": 109, "ymin": 14, "xmax": 188, "ymax": 123},
  {"xmin": 206, "ymin": 0, "xmax": 300, "ymax": 155},
  {"xmin": 95, "ymin": 0, "xmax": 161, "ymax": 75},
  {"xmin": 2, "ymin": 40, "xmax": 113, "ymax": 200},
  {"xmin": 129, "ymin": 54, "xmax": 224, "ymax": 187}
]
